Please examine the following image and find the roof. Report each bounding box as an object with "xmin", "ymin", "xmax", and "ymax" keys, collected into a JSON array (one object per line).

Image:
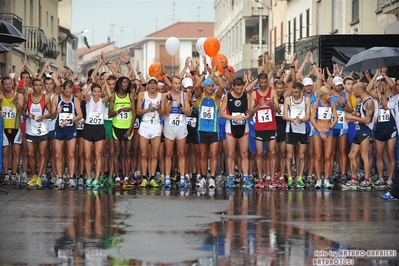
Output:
[
  {"xmin": 146, "ymin": 22, "xmax": 214, "ymax": 39},
  {"xmin": 76, "ymin": 42, "xmax": 115, "ymax": 57}
]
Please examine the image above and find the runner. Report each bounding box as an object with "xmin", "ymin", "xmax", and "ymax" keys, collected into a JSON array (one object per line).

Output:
[
  {"xmin": 82, "ymin": 82, "xmax": 111, "ymax": 188},
  {"xmin": 282, "ymin": 82, "xmax": 311, "ymax": 188},
  {"xmin": 136, "ymin": 77, "xmax": 164, "ymax": 188},
  {"xmin": 194, "ymin": 75, "xmax": 225, "ymax": 189},
  {"xmin": 249, "ymin": 73, "xmax": 281, "ymax": 189},
  {"xmin": 1, "ymin": 76, "xmax": 24, "ymax": 185},
  {"xmin": 108, "ymin": 76, "xmax": 135, "ymax": 188},
  {"xmin": 162, "ymin": 75, "xmax": 191, "ymax": 188},
  {"xmin": 343, "ymin": 82, "xmax": 375, "ymax": 191},
  {"xmin": 310, "ymin": 86, "xmax": 338, "ymax": 189},
  {"xmin": 220, "ymin": 77, "xmax": 253, "ymax": 188},
  {"xmin": 23, "ymin": 78, "xmax": 52, "ymax": 188},
  {"xmin": 51, "ymin": 80, "xmax": 83, "ymax": 189}
]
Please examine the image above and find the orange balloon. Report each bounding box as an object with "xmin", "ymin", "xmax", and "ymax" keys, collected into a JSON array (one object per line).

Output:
[
  {"xmin": 148, "ymin": 62, "xmax": 166, "ymax": 81},
  {"xmin": 211, "ymin": 54, "xmax": 228, "ymax": 72},
  {"xmin": 204, "ymin": 37, "xmax": 220, "ymax": 57}
]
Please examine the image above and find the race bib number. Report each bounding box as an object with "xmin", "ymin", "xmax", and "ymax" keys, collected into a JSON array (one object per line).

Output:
[
  {"xmin": 275, "ymin": 104, "xmax": 284, "ymax": 117},
  {"xmin": 378, "ymin": 109, "xmax": 390, "ymax": 122},
  {"xmin": 59, "ymin": 113, "xmax": 74, "ymax": 126},
  {"xmin": 169, "ymin": 114, "xmax": 183, "ymax": 126},
  {"xmin": 290, "ymin": 109, "xmax": 305, "ymax": 119},
  {"xmin": 317, "ymin": 107, "xmax": 332, "ymax": 120},
  {"xmin": 231, "ymin": 112, "xmax": 245, "ymax": 125},
  {"xmin": 201, "ymin": 106, "xmax": 214, "ymax": 120},
  {"xmin": 143, "ymin": 111, "xmax": 159, "ymax": 124},
  {"xmin": 257, "ymin": 109, "xmax": 272, "ymax": 123},
  {"xmin": 336, "ymin": 111, "xmax": 345, "ymax": 124},
  {"xmin": 88, "ymin": 112, "xmax": 103, "ymax": 125},
  {"xmin": 134, "ymin": 118, "xmax": 140, "ymax": 129},
  {"xmin": 77, "ymin": 119, "xmax": 84, "ymax": 130},
  {"xmin": 2, "ymin": 107, "xmax": 16, "ymax": 119},
  {"xmin": 117, "ymin": 111, "xmax": 130, "ymax": 120},
  {"xmin": 187, "ymin": 117, "xmax": 197, "ymax": 128},
  {"xmin": 31, "ymin": 121, "xmax": 45, "ymax": 136}
]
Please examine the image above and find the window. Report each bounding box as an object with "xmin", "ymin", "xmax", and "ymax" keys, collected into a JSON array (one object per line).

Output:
[
  {"xmin": 332, "ymin": 0, "xmax": 338, "ymax": 31},
  {"xmin": 51, "ymin": 15, "xmax": 54, "ymax": 36},
  {"xmin": 306, "ymin": 9, "xmax": 310, "ymax": 37},
  {"xmin": 293, "ymin": 17, "xmax": 296, "ymax": 52},
  {"xmin": 288, "ymin": 20, "xmax": 291, "ymax": 52},
  {"xmin": 352, "ymin": 0, "xmax": 359, "ymax": 23},
  {"xmin": 299, "ymin": 13, "xmax": 303, "ymax": 39}
]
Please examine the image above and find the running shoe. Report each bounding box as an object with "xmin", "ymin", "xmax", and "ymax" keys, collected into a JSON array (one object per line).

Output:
[
  {"xmin": 85, "ymin": 178, "xmax": 93, "ymax": 187},
  {"xmin": 287, "ymin": 178, "xmax": 293, "ymax": 188},
  {"xmin": 323, "ymin": 179, "xmax": 332, "ymax": 190},
  {"xmin": 341, "ymin": 180, "xmax": 359, "ymax": 191},
  {"xmin": 107, "ymin": 177, "xmax": 114, "ymax": 187},
  {"xmin": 380, "ymin": 192, "xmax": 397, "ymax": 201},
  {"xmin": 78, "ymin": 177, "xmax": 84, "ymax": 186},
  {"xmin": 140, "ymin": 178, "xmax": 148, "ymax": 187},
  {"xmin": 279, "ymin": 178, "xmax": 287, "ymax": 188},
  {"xmin": 114, "ymin": 177, "xmax": 122, "ymax": 189},
  {"xmin": 254, "ymin": 179, "xmax": 263, "ymax": 188},
  {"xmin": 91, "ymin": 179, "xmax": 99, "ymax": 189},
  {"xmin": 242, "ymin": 179, "xmax": 254, "ymax": 189},
  {"xmin": 263, "ymin": 178, "xmax": 271, "ymax": 188},
  {"xmin": 315, "ymin": 179, "xmax": 322, "ymax": 190},
  {"xmin": 196, "ymin": 177, "xmax": 206, "ymax": 188},
  {"xmin": 296, "ymin": 179, "xmax": 305, "ymax": 188},
  {"xmin": 164, "ymin": 178, "xmax": 171, "ymax": 188},
  {"xmin": 11, "ymin": 174, "xmax": 17, "ymax": 185},
  {"xmin": 306, "ymin": 176, "xmax": 314, "ymax": 186},
  {"xmin": 26, "ymin": 176, "xmax": 39, "ymax": 187},
  {"xmin": 357, "ymin": 180, "xmax": 372, "ymax": 191},
  {"xmin": 387, "ymin": 179, "xmax": 393, "ymax": 189},
  {"xmin": 269, "ymin": 179, "xmax": 278, "ymax": 189},
  {"xmin": 3, "ymin": 175, "xmax": 10, "ymax": 185},
  {"xmin": 149, "ymin": 179, "xmax": 159, "ymax": 188},
  {"xmin": 41, "ymin": 175, "xmax": 48, "ymax": 186},
  {"xmin": 374, "ymin": 178, "xmax": 387, "ymax": 190},
  {"xmin": 68, "ymin": 178, "xmax": 76, "ymax": 189},
  {"xmin": 179, "ymin": 178, "xmax": 186, "ymax": 188},
  {"xmin": 208, "ymin": 178, "xmax": 216, "ymax": 189},
  {"xmin": 21, "ymin": 173, "xmax": 29, "ymax": 184},
  {"xmin": 54, "ymin": 177, "xmax": 64, "ymax": 190},
  {"xmin": 99, "ymin": 175, "xmax": 106, "ymax": 187},
  {"xmin": 225, "ymin": 178, "xmax": 235, "ymax": 188}
]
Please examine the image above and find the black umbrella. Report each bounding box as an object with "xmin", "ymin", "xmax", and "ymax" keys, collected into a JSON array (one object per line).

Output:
[
  {"xmin": 344, "ymin": 46, "xmax": 399, "ymax": 72},
  {"xmin": 0, "ymin": 20, "xmax": 26, "ymax": 44},
  {"xmin": 0, "ymin": 43, "xmax": 9, "ymax": 53}
]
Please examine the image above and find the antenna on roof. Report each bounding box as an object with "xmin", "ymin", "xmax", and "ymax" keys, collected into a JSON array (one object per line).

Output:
[
  {"xmin": 197, "ymin": 6, "xmax": 201, "ymax": 22},
  {"xmin": 172, "ymin": 0, "xmax": 175, "ymax": 24}
]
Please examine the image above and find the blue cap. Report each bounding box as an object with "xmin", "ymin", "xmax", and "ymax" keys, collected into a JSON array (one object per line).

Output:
[{"xmin": 203, "ymin": 78, "xmax": 214, "ymax": 87}]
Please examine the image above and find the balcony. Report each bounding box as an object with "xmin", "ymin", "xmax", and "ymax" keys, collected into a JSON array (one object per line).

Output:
[
  {"xmin": 242, "ymin": 43, "xmax": 269, "ymax": 69},
  {"xmin": 0, "ymin": 13, "xmax": 23, "ymax": 33},
  {"xmin": 43, "ymin": 37, "xmax": 60, "ymax": 59},
  {"xmin": 379, "ymin": 0, "xmax": 399, "ymax": 14},
  {"xmin": 23, "ymin": 26, "xmax": 48, "ymax": 56}
]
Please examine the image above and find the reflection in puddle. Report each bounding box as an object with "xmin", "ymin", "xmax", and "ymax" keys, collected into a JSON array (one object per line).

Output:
[{"xmin": 53, "ymin": 188, "xmax": 399, "ymax": 265}]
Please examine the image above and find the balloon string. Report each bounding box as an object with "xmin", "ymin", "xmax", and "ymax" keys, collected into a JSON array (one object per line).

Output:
[{"xmin": 172, "ymin": 56, "xmax": 174, "ymax": 74}]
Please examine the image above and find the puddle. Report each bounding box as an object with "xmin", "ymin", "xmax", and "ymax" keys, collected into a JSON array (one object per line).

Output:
[{"xmin": 47, "ymin": 188, "xmax": 399, "ymax": 265}]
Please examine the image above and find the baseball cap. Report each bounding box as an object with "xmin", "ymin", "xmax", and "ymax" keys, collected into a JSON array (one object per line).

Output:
[
  {"xmin": 182, "ymin": 78, "xmax": 193, "ymax": 88},
  {"xmin": 203, "ymin": 78, "xmax": 214, "ymax": 87},
  {"xmin": 73, "ymin": 85, "xmax": 82, "ymax": 93},
  {"xmin": 333, "ymin": 76, "xmax": 344, "ymax": 86},
  {"xmin": 158, "ymin": 82, "xmax": 165, "ymax": 87},
  {"xmin": 303, "ymin": 77, "xmax": 314, "ymax": 86},
  {"xmin": 148, "ymin": 77, "xmax": 158, "ymax": 83}
]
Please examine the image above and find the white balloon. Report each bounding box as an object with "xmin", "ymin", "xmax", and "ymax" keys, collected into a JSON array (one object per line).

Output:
[
  {"xmin": 165, "ymin": 37, "xmax": 180, "ymax": 56},
  {"xmin": 196, "ymin": 37, "xmax": 207, "ymax": 57}
]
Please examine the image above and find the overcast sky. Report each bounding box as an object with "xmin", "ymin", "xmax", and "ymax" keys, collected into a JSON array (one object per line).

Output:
[{"xmin": 71, "ymin": 0, "xmax": 215, "ymax": 48}]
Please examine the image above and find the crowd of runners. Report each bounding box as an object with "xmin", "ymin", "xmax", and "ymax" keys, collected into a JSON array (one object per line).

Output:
[{"xmin": 0, "ymin": 52, "xmax": 399, "ymax": 200}]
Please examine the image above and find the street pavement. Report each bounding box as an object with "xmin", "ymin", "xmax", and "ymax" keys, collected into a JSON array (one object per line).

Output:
[{"xmin": 0, "ymin": 185, "xmax": 398, "ymax": 265}]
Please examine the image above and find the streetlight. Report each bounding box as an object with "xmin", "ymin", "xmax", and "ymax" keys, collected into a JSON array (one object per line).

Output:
[
  {"xmin": 74, "ymin": 28, "xmax": 90, "ymax": 49},
  {"xmin": 253, "ymin": 0, "xmax": 273, "ymax": 54}
]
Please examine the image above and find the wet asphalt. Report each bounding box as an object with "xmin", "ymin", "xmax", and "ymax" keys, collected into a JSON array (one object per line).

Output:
[{"xmin": 0, "ymin": 184, "xmax": 398, "ymax": 265}]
